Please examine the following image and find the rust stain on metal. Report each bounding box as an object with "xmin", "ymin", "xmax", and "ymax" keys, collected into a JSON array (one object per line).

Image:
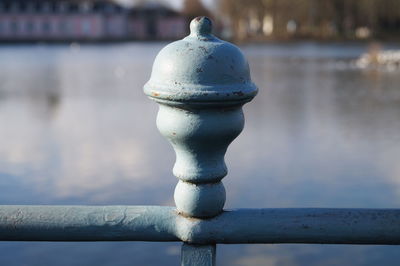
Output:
[
  {"xmin": 198, "ymin": 46, "xmax": 208, "ymax": 53},
  {"xmin": 233, "ymin": 91, "xmax": 244, "ymax": 96}
]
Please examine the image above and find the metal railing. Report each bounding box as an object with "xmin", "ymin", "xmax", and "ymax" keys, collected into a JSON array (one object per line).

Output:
[{"xmin": 1, "ymin": 17, "xmax": 399, "ymax": 266}]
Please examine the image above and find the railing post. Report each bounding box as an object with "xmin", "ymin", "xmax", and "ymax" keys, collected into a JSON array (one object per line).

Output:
[
  {"xmin": 181, "ymin": 244, "xmax": 216, "ymax": 266},
  {"xmin": 144, "ymin": 16, "xmax": 257, "ymax": 264}
]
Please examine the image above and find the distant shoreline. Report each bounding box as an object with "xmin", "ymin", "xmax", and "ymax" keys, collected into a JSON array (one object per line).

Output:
[{"xmin": 1, "ymin": 38, "xmax": 400, "ymax": 46}]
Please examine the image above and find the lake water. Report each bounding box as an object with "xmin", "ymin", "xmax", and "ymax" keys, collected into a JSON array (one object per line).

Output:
[{"xmin": 0, "ymin": 42, "xmax": 400, "ymax": 266}]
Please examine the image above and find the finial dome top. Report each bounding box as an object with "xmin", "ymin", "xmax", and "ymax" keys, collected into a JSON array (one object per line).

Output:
[{"xmin": 144, "ymin": 17, "xmax": 257, "ymax": 106}]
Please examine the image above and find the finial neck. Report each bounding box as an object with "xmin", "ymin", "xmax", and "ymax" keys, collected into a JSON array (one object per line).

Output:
[{"xmin": 189, "ymin": 16, "xmax": 213, "ymax": 39}]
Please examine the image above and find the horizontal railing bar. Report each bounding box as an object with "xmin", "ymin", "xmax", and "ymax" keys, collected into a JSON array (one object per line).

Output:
[
  {"xmin": 0, "ymin": 205, "xmax": 178, "ymax": 241},
  {"xmin": 1, "ymin": 206, "xmax": 399, "ymax": 245},
  {"xmin": 192, "ymin": 208, "xmax": 400, "ymax": 244}
]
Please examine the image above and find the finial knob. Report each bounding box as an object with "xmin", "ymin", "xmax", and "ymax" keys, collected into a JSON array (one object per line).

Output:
[
  {"xmin": 190, "ymin": 16, "xmax": 212, "ymax": 37},
  {"xmin": 144, "ymin": 17, "xmax": 257, "ymax": 218}
]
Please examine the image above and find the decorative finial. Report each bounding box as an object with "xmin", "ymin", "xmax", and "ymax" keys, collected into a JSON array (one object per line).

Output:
[
  {"xmin": 190, "ymin": 16, "xmax": 212, "ymax": 37},
  {"xmin": 144, "ymin": 17, "xmax": 257, "ymax": 218}
]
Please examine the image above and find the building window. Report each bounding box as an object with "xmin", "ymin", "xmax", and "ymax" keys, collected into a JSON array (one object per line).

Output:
[
  {"xmin": 105, "ymin": 3, "xmax": 115, "ymax": 13},
  {"xmin": 58, "ymin": 2, "xmax": 68, "ymax": 13},
  {"xmin": 68, "ymin": 3, "xmax": 78, "ymax": 12},
  {"xmin": 10, "ymin": 21, "xmax": 18, "ymax": 33},
  {"xmin": 42, "ymin": 21, "xmax": 50, "ymax": 33},
  {"xmin": 42, "ymin": 2, "xmax": 51, "ymax": 13},
  {"xmin": 3, "ymin": 2, "xmax": 10, "ymax": 12},
  {"xmin": 59, "ymin": 21, "xmax": 69, "ymax": 34},
  {"xmin": 19, "ymin": 2, "xmax": 27, "ymax": 13},
  {"xmin": 59, "ymin": 21, "xmax": 65, "ymax": 32},
  {"xmin": 80, "ymin": 2, "xmax": 91, "ymax": 13},
  {"xmin": 61, "ymin": 21, "xmax": 73, "ymax": 35},
  {"xmin": 10, "ymin": 3, "xmax": 19, "ymax": 13},
  {"xmin": 26, "ymin": 21, "xmax": 34, "ymax": 33},
  {"xmin": 82, "ymin": 21, "xmax": 91, "ymax": 34},
  {"xmin": 25, "ymin": 3, "xmax": 34, "ymax": 13}
]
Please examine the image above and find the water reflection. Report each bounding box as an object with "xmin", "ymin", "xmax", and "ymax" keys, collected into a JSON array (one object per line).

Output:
[{"xmin": 0, "ymin": 42, "xmax": 400, "ymax": 265}]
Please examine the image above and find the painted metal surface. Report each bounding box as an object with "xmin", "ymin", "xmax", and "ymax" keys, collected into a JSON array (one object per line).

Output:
[
  {"xmin": 180, "ymin": 208, "xmax": 400, "ymax": 244},
  {"xmin": 144, "ymin": 16, "xmax": 257, "ymax": 106},
  {"xmin": 0, "ymin": 206, "xmax": 177, "ymax": 241},
  {"xmin": 181, "ymin": 244, "xmax": 216, "ymax": 266},
  {"xmin": 1, "ymin": 206, "xmax": 399, "ymax": 245},
  {"xmin": 145, "ymin": 16, "xmax": 257, "ymax": 219}
]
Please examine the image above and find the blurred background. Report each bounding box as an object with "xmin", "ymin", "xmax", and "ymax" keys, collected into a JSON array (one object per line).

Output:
[{"xmin": 0, "ymin": 0, "xmax": 400, "ymax": 265}]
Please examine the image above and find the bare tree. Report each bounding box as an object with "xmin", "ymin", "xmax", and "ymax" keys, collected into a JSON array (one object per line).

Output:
[
  {"xmin": 182, "ymin": 0, "xmax": 211, "ymax": 20},
  {"xmin": 218, "ymin": 0, "xmax": 400, "ymax": 40}
]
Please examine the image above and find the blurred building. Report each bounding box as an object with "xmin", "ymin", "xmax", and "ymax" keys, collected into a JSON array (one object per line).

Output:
[{"xmin": 0, "ymin": 0, "xmax": 186, "ymax": 42}]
